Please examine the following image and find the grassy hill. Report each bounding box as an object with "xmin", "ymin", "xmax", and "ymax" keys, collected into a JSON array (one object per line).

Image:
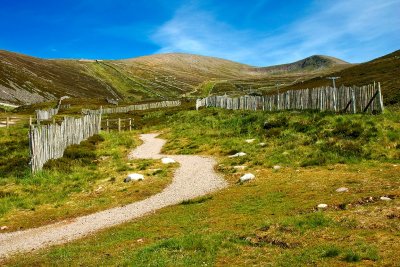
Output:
[
  {"xmin": 283, "ymin": 50, "xmax": 400, "ymax": 105},
  {"xmin": 0, "ymin": 50, "xmax": 351, "ymax": 105}
]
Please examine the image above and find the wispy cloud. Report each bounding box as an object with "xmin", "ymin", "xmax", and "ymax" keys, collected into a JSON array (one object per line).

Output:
[{"xmin": 151, "ymin": 0, "xmax": 400, "ymax": 66}]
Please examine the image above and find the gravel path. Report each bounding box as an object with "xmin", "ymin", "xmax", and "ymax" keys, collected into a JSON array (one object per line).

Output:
[{"xmin": 0, "ymin": 133, "xmax": 227, "ymax": 258}]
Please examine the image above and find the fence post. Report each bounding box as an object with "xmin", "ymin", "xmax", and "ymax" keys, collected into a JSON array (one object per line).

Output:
[
  {"xmin": 29, "ymin": 116, "xmax": 32, "ymax": 126},
  {"xmin": 118, "ymin": 118, "xmax": 121, "ymax": 132},
  {"xmin": 377, "ymin": 82, "xmax": 384, "ymax": 113},
  {"xmin": 129, "ymin": 118, "xmax": 132, "ymax": 131},
  {"xmin": 351, "ymin": 87, "xmax": 356, "ymax": 114},
  {"xmin": 106, "ymin": 119, "xmax": 109, "ymax": 132}
]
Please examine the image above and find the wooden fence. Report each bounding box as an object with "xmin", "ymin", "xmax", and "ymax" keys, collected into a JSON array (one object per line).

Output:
[
  {"xmin": 196, "ymin": 83, "xmax": 384, "ymax": 113},
  {"xmin": 82, "ymin": 100, "xmax": 181, "ymax": 115},
  {"xmin": 29, "ymin": 114, "xmax": 102, "ymax": 172},
  {"xmin": 35, "ymin": 108, "xmax": 59, "ymax": 121},
  {"xmin": 103, "ymin": 118, "xmax": 133, "ymax": 132}
]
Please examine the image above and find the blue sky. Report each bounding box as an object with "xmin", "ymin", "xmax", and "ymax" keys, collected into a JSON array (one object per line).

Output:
[{"xmin": 0, "ymin": 0, "xmax": 399, "ymax": 66}]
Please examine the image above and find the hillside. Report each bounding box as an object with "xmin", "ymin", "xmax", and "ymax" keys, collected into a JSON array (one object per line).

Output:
[
  {"xmin": 0, "ymin": 50, "xmax": 351, "ymax": 105},
  {"xmin": 284, "ymin": 50, "xmax": 400, "ymax": 105},
  {"xmin": 255, "ymin": 55, "xmax": 349, "ymax": 73}
]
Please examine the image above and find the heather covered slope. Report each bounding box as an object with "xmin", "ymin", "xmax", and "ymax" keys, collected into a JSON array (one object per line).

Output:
[
  {"xmin": 284, "ymin": 50, "xmax": 400, "ymax": 105},
  {"xmin": 0, "ymin": 50, "xmax": 352, "ymax": 105}
]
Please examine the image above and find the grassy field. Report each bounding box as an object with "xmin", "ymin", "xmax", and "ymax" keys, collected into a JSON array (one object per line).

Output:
[
  {"xmin": 0, "ymin": 125, "xmax": 175, "ymax": 231},
  {"xmin": 2, "ymin": 107, "xmax": 399, "ymax": 266}
]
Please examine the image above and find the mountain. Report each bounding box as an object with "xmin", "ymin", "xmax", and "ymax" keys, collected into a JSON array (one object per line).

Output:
[
  {"xmin": 283, "ymin": 50, "xmax": 400, "ymax": 105},
  {"xmin": 255, "ymin": 55, "xmax": 349, "ymax": 73},
  {"xmin": 0, "ymin": 50, "xmax": 351, "ymax": 105}
]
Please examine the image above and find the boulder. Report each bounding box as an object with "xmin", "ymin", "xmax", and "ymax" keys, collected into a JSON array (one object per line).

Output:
[
  {"xmin": 124, "ymin": 173, "xmax": 144, "ymax": 182},
  {"xmin": 228, "ymin": 152, "xmax": 247, "ymax": 158},
  {"xmin": 240, "ymin": 173, "xmax": 255, "ymax": 182},
  {"xmin": 317, "ymin": 204, "xmax": 328, "ymax": 209},
  {"xmin": 336, "ymin": 187, "xmax": 349, "ymax": 193},
  {"xmin": 233, "ymin": 165, "xmax": 247, "ymax": 170},
  {"xmin": 380, "ymin": 196, "xmax": 392, "ymax": 201},
  {"xmin": 245, "ymin": 139, "xmax": 256, "ymax": 143},
  {"xmin": 259, "ymin": 142, "xmax": 266, "ymax": 147},
  {"xmin": 161, "ymin": 157, "xmax": 176, "ymax": 164},
  {"xmin": 273, "ymin": 165, "xmax": 281, "ymax": 170}
]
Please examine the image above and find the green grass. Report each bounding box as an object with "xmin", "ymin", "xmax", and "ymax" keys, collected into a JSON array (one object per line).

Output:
[
  {"xmin": 147, "ymin": 108, "xmax": 400, "ymax": 168},
  {"xmin": 1, "ymin": 107, "xmax": 400, "ymax": 266},
  {"xmin": 0, "ymin": 127, "xmax": 174, "ymax": 230}
]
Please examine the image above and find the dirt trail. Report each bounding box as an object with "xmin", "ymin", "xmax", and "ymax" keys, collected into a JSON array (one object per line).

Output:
[{"xmin": 0, "ymin": 133, "xmax": 227, "ymax": 258}]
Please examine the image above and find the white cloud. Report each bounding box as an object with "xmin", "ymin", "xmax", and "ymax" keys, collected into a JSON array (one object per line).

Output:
[{"xmin": 151, "ymin": 0, "xmax": 400, "ymax": 66}]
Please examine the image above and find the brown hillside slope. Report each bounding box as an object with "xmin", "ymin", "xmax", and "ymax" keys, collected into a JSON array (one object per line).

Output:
[
  {"xmin": 0, "ymin": 50, "xmax": 352, "ymax": 105},
  {"xmin": 284, "ymin": 50, "xmax": 400, "ymax": 105},
  {"xmin": 0, "ymin": 50, "xmax": 121, "ymax": 105},
  {"xmin": 255, "ymin": 55, "xmax": 349, "ymax": 73}
]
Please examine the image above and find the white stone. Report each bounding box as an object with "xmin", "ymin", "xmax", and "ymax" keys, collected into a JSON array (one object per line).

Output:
[
  {"xmin": 317, "ymin": 204, "xmax": 328, "ymax": 209},
  {"xmin": 125, "ymin": 173, "xmax": 144, "ymax": 182},
  {"xmin": 0, "ymin": 226, "xmax": 8, "ymax": 230},
  {"xmin": 380, "ymin": 196, "xmax": 392, "ymax": 201},
  {"xmin": 336, "ymin": 187, "xmax": 349, "ymax": 193},
  {"xmin": 273, "ymin": 165, "xmax": 281, "ymax": 170},
  {"xmin": 233, "ymin": 165, "xmax": 246, "ymax": 170},
  {"xmin": 245, "ymin": 139, "xmax": 256, "ymax": 143},
  {"xmin": 161, "ymin": 157, "xmax": 176, "ymax": 164},
  {"xmin": 259, "ymin": 142, "xmax": 266, "ymax": 147},
  {"xmin": 240, "ymin": 173, "xmax": 255, "ymax": 182},
  {"xmin": 228, "ymin": 152, "xmax": 247, "ymax": 158}
]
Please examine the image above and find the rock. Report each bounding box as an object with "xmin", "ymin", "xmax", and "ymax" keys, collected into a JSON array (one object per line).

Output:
[
  {"xmin": 245, "ymin": 139, "xmax": 256, "ymax": 143},
  {"xmin": 240, "ymin": 173, "xmax": 255, "ymax": 182},
  {"xmin": 95, "ymin": 186, "xmax": 103, "ymax": 193},
  {"xmin": 137, "ymin": 238, "xmax": 144, "ymax": 243},
  {"xmin": 161, "ymin": 157, "xmax": 176, "ymax": 164},
  {"xmin": 0, "ymin": 226, "xmax": 8, "ymax": 230},
  {"xmin": 259, "ymin": 142, "xmax": 266, "ymax": 147},
  {"xmin": 124, "ymin": 173, "xmax": 144, "ymax": 182},
  {"xmin": 380, "ymin": 196, "xmax": 392, "ymax": 201},
  {"xmin": 228, "ymin": 152, "xmax": 247, "ymax": 158},
  {"xmin": 317, "ymin": 204, "xmax": 328, "ymax": 209},
  {"xmin": 282, "ymin": 151, "xmax": 289, "ymax": 156},
  {"xmin": 336, "ymin": 187, "xmax": 349, "ymax": 193},
  {"xmin": 273, "ymin": 165, "xmax": 281, "ymax": 170},
  {"xmin": 99, "ymin": 156, "xmax": 110, "ymax": 161},
  {"xmin": 233, "ymin": 165, "xmax": 246, "ymax": 170}
]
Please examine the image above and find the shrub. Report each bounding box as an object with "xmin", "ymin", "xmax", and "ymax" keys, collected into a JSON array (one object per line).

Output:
[{"xmin": 332, "ymin": 121, "xmax": 364, "ymax": 139}]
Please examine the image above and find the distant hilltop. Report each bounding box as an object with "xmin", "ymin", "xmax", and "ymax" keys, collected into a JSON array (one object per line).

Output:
[{"xmin": 78, "ymin": 59, "xmax": 104, "ymax": 62}]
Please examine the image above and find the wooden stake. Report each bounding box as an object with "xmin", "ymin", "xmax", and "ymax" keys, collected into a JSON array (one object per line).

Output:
[
  {"xmin": 377, "ymin": 82, "xmax": 384, "ymax": 113},
  {"xmin": 118, "ymin": 118, "xmax": 121, "ymax": 132}
]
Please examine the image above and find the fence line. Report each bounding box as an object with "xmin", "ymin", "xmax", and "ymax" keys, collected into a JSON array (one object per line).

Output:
[
  {"xmin": 82, "ymin": 100, "xmax": 181, "ymax": 115},
  {"xmin": 103, "ymin": 118, "xmax": 134, "ymax": 132},
  {"xmin": 196, "ymin": 83, "xmax": 384, "ymax": 113},
  {"xmin": 29, "ymin": 114, "xmax": 102, "ymax": 172},
  {"xmin": 35, "ymin": 108, "xmax": 59, "ymax": 121}
]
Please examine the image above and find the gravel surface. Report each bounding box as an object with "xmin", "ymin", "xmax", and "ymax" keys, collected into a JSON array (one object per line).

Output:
[{"xmin": 0, "ymin": 133, "xmax": 227, "ymax": 258}]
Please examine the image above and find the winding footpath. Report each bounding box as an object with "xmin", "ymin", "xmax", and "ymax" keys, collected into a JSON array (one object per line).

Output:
[{"xmin": 0, "ymin": 133, "xmax": 227, "ymax": 258}]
